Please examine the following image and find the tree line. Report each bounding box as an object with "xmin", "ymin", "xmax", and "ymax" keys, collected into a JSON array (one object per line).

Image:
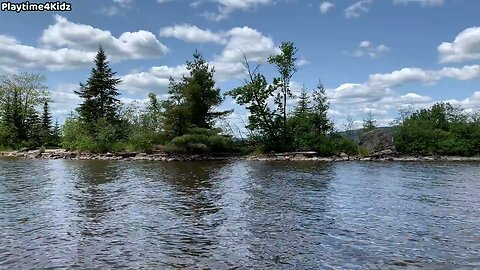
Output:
[{"xmin": 1, "ymin": 43, "xmax": 479, "ymax": 156}]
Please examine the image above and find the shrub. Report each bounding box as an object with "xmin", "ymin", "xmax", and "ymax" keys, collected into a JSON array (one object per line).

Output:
[
  {"xmin": 208, "ymin": 135, "xmax": 232, "ymax": 152},
  {"xmin": 358, "ymin": 146, "xmax": 369, "ymax": 157},
  {"xmin": 332, "ymin": 136, "xmax": 357, "ymax": 156},
  {"xmin": 127, "ymin": 131, "xmax": 154, "ymax": 152}
]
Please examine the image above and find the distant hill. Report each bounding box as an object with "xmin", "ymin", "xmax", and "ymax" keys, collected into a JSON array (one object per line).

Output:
[{"xmin": 339, "ymin": 126, "xmax": 395, "ymax": 142}]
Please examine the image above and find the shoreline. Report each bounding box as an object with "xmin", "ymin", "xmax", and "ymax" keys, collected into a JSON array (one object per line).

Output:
[{"xmin": 1, "ymin": 149, "xmax": 480, "ymax": 162}]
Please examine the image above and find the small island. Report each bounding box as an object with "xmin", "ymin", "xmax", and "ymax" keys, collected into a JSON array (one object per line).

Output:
[{"xmin": 1, "ymin": 43, "xmax": 480, "ymax": 160}]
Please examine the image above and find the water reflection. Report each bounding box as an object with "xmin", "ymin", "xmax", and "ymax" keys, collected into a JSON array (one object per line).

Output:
[{"xmin": 1, "ymin": 159, "xmax": 480, "ymax": 269}]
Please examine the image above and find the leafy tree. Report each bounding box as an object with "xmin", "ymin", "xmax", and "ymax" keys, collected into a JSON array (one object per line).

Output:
[
  {"xmin": 268, "ymin": 42, "xmax": 299, "ymax": 131},
  {"xmin": 227, "ymin": 55, "xmax": 281, "ymax": 150},
  {"xmin": 143, "ymin": 93, "xmax": 163, "ymax": 132},
  {"xmin": 75, "ymin": 45, "xmax": 122, "ymax": 133},
  {"xmin": 0, "ymin": 73, "xmax": 49, "ymax": 148},
  {"xmin": 394, "ymin": 102, "xmax": 480, "ymax": 156},
  {"xmin": 162, "ymin": 77, "xmax": 190, "ymax": 138}
]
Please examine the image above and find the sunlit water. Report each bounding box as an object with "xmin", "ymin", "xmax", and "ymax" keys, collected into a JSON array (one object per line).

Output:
[{"xmin": 1, "ymin": 159, "xmax": 479, "ymax": 269}]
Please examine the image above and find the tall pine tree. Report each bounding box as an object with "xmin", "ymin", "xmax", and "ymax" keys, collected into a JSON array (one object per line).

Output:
[
  {"xmin": 40, "ymin": 101, "xmax": 53, "ymax": 145},
  {"xmin": 162, "ymin": 51, "xmax": 231, "ymax": 138},
  {"xmin": 75, "ymin": 45, "xmax": 122, "ymax": 132}
]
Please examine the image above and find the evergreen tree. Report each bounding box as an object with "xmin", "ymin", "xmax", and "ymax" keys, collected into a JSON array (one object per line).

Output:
[
  {"xmin": 293, "ymin": 86, "xmax": 310, "ymax": 116},
  {"xmin": 311, "ymin": 81, "xmax": 333, "ymax": 135},
  {"xmin": 51, "ymin": 119, "xmax": 61, "ymax": 146},
  {"xmin": 25, "ymin": 108, "xmax": 41, "ymax": 147},
  {"xmin": 75, "ymin": 45, "xmax": 122, "ymax": 131},
  {"xmin": 40, "ymin": 101, "xmax": 53, "ymax": 144},
  {"xmin": 162, "ymin": 51, "xmax": 231, "ymax": 138},
  {"xmin": 363, "ymin": 110, "xmax": 377, "ymax": 132}
]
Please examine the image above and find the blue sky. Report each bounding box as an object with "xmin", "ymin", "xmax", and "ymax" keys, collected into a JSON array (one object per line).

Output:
[{"xmin": 1, "ymin": 0, "xmax": 479, "ymax": 130}]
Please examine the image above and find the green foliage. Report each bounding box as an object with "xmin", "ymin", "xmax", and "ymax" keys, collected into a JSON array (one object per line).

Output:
[
  {"xmin": 394, "ymin": 102, "xmax": 480, "ymax": 156},
  {"xmin": 268, "ymin": 41, "xmax": 299, "ymax": 133},
  {"xmin": 358, "ymin": 146, "xmax": 369, "ymax": 157},
  {"xmin": 74, "ymin": 45, "xmax": 122, "ymax": 135},
  {"xmin": 363, "ymin": 111, "xmax": 377, "ymax": 132},
  {"xmin": 285, "ymin": 82, "xmax": 339, "ymax": 156},
  {"xmin": 227, "ymin": 64, "xmax": 281, "ymax": 148},
  {"xmin": 162, "ymin": 51, "xmax": 231, "ymax": 139},
  {"xmin": 127, "ymin": 131, "xmax": 154, "ymax": 152},
  {"xmin": 62, "ymin": 115, "xmax": 126, "ymax": 153},
  {"xmin": 166, "ymin": 131, "xmax": 234, "ymax": 154},
  {"xmin": 331, "ymin": 135, "xmax": 358, "ymax": 156},
  {"xmin": 0, "ymin": 73, "xmax": 50, "ymax": 149}
]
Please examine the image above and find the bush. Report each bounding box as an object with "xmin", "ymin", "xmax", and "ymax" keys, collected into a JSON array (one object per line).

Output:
[
  {"xmin": 358, "ymin": 146, "xmax": 369, "ymax": 157},
  {"xmin": 166, "ymin": 132, "xmax": 236, "ymax": 154},
  {"xmin": 394, "ymin": 103, "xmax": 480, "ymax": 156},
  {"xmin": 332, "ymin": 136, "xmax": 357, "ymax": 156},
  {"xmin": 127, "ymin": 131, "xmax": 154, "ymax": 152},
  {"xmin": 208, "ymin": 135, "xmax": 232, "ymax": 152}
]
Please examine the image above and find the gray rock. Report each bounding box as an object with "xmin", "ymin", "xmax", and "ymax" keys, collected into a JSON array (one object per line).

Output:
[{"xmin": 358, "ymin": 129, "xmax": 396, "ymax": 157}]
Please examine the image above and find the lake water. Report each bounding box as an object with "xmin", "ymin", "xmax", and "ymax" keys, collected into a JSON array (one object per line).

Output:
[{"xmin": 1, "ymin": 159, "xmax": 479, "ymax": 269}]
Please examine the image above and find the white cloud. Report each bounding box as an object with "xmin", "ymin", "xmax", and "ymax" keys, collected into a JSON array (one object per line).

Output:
[
  {"xmin": 215, "ymin": 26, "xmax": 278, "ymax": 63},
  {"xmin": 0, "ymin": 34, "xmax": 95, "ymax": 71},
  {"xmin": 120, "ymin": 65, "xmax": 188, "ymax": 94},
  {"xmin": 159, "ymin": 24, "xmax": 227, "ymax": 44},
  {"xmin": 0, "ymin": 15, "xmax": 170, "ymax": 72},
  {"xmin": 393, "ymin": 0, "xmax": 444, "ymax": 7},
  {"xmin": 345, "ymin": 0, "xmax": 373, "ymax": 19},
  {"xmin": 119, "ymin": 26, "xmax": 278, "ymax": 95},
  {"xmin": 438, "ymin": 27, "xmax": 480, "ymax": 63},
  {"xmin": 319, "ymin": 1, "xmax": 334, "ymax": 14},
  {"xmin": 201, "ymin": 0, "xmax": 273, "ymax": 21},
  {"xmin": 327, "ymin": 65, "xmax": 480, "ymax": 125},
  {"xmin": 41, "ymin": 15, "xmax": 168, "ymax": 61},
  {"xmin": 349, "ymin": 40, "xmax": 390, "ymax": 58}
]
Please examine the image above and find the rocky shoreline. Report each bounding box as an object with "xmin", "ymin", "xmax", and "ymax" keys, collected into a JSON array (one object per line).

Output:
[{"xmin": 1, "ymin": 149, "xmax": 480, "ymax": 162}]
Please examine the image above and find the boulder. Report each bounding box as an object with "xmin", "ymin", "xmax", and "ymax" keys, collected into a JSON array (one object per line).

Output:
[{"xmin": 358, "ymin": 129, "xmax": 396, "ymax": 157}]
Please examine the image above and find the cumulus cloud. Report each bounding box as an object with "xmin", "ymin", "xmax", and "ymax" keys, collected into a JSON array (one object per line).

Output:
[
  {"xmin": 41, "ymin": 15, "xmax": 168, "ymax": 61},
  {"xmin": 319, "ymin": 1, "xmax": 334, "ymax": 14},
  {"xmin": 327, "ymin": 65, "xmax": 480, "ymax": 126},
  {"xmin": 345, "ymin": 0, "xmax": 373, "ymax": 19},
  {"xmin": 119, "ymin": 65, "xmax": 188, "ymax": 94},
  {"xmin": 121, "ymin": 26, "xmax": 279, "ymax": 94},
  {"xmin": 159, "ymin": 24, "xmax": 227, "ymax": 44},
  {"xmin": 0, "ymin": 34, "xmax": 95, "ymax": 71},
  {"xmin": 0, "ymin": 15, "xmax": 169, "ymax": 72},
  {"xmin": 349, "ymin": 40, "xmax": 390, "ymax": 58},
  {"xmin": 438, "ymin": 27, "xmax": 480, "ymax": 63}
]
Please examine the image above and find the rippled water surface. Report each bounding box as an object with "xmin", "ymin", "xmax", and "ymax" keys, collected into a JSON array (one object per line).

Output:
[{"xmin": 1, "ymin": 159, "xmax": 480, "ymax": 269}]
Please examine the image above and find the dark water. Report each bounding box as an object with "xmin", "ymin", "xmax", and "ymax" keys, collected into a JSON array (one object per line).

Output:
[{"xmin": 1, "ymin": 160, "xmax": 480, "ymax": 269}]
